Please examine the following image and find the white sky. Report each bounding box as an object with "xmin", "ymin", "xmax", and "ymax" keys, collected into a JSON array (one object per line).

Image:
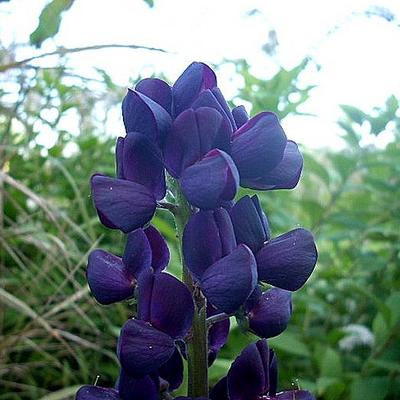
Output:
[{"xmin": 1, "ymin": 0, "xmax": 400, "ymax": 149}]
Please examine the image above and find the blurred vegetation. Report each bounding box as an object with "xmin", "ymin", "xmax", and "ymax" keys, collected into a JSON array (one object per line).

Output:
[{"xmin": 1, "ymin": 1, "xmax": 399, "ymax": 399}]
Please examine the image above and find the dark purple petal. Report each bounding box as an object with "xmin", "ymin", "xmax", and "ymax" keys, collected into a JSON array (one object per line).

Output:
[
  {"xmin": 227, "ymin": 339, "xmax": 269, "ymax": 400},
  {"xmin": 210, "ymin": 87, "xmax": 237, "ymax": 130},
  {"xmin": 256, "ymin": 228, "xmax": 318, "ymax": 291},
  {"xmin": 117, "ymin": 319, "xmax": 175, "ymax": 377},
  {"xmin": 175, "ymin": 398, "xmax": 209, "ymax": 400},
  {"xmin": 248, "ymin": 288, "xmax": 292, "ymax": 338},
  {"xmin": 158, "ymin": 348, "xmax": 183, "ymax": 391},
  {"xmin": 210, "ymin": 377, "xmax": 229, "ymax": 400},
  {"xmin": 91, "ymin": 174, "xmax": 156, "ymax": 233},
  {"xmin": 241, "ymin": 141, "xmax": 303, "ymax": 190},
  {"xmin": 163, "ymin": 107, "xmax": 231, "ymax": 178},
  {"xmin": 144, "ymin": 225, "xmax": 170, "ymax": 272},
  {"xmin": 208, "ymin": 304, "xmax": 230, "ymax": 366},
  {"xmin": 122, "ymin": 229, "xmax": 152, "ymax": 277},
  {"xmin": 269, "ymin": 349, "xmax": 278, "ymax": 397},
  {"xmin": 201, "ymin": 244, "xmax": 257, "ymax": 314},
  {"xmin": 135, "ymin": 78, "xmax": 172, "ymax": 114},
  {"xmin": 138, "ymin": 272, "xmax": 194, "ymax": 339},
  {"xmin": 251, "ymin": 195, "xmax": 271, "ymax": 240},
  {"xmin": 232, "ymin": 105, "xmax": 249, "ymax": 128},
  {"xmin": 245, "ymin": 286, "xmax": 262, "ymax": 311},
  {"xmin": 274, "ymin": 390, "xmax": 316, "ymax": 400},
  {"xmin": 231, "ymin": 112, "xmax": 287, "ymax": 181},
  {"xmin": 181, "ymin": 149, "xmax": 239, "ymax": 210},
  {"xmin": 122, "ymin": 132, "xmax": 166, "ymax": 200},
  {"xmin": 183, "ymin": 208, "xmax": 236, "ymax": 280},
  {"xmin": 87, "ymin": 249, "xmax": 135, "ymax": 305},
  {"xmin": 172, "ymin": 62, "xmax": 217, "ymax": 117},
  {"xmin": 116, "ymin": 137, "xmax": 125, "ymax": 179},
  {"xmin": 117, "ymin": 369, "xmax": 159, "ymax": 400},
  {"xmin": 122, "ymin": 89, "xmax": 172, "ymax": 145},
  {"xmin": 214, "ymin": 207, "xmax": 237, "ymax": 257},
  {"xmin": 230, "ymin": 195, "xmax": 268, "ymax": 253},
  {"xmin": 192, "ymin": 89, "xmax": 235, "ymax": 132},
  {"xmin": 76, "ymin": 386, "xmax": 119, "ymax": 400}
]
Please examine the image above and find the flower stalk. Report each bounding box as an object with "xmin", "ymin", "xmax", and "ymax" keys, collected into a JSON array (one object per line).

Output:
[{"xmin": 173, "ymin": 179, "xmax": 209, "ymax": 398}]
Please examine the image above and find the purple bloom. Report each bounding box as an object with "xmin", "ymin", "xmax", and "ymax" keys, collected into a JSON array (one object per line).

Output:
[
  {"xmin": 172, "ymin": 62, "xmax": 217, "ymax": 117},
  {"xmin": 245, "ymin": 287, "xmax": 293, "ymax": 338},
  {"xmin": 183, "ymin": 208, "xmax": 236, "ymax": 280},
  {"xmin": 117, "ymin": 319, "xmax": 176, "ymax": 378},
  {"xmin": 231, "ymin": 112, "xmax": 287, "ymax": 181},
  {"xmin": 256, "ymin": 228, "xmax": 318, "ymax": 291},
  {"xmin": 241, "ymin": 140, "xmax": 304, "ymax": 190},
  {"xmin": 135, "ymin": 77, "xmax": 172, "ymax": 114},
  {"xmin": 232, "ymin": 105, "xmax": 249, "ymax": 128},
  {"xmin": 118, "ymin": 271, "xmax": 193, "ymax": 378},
  {"xmin": 229, "ymin": 195, "xmax": 270, "ymax": 253},
  {"xmin": 115, "ymin": 132, "xmax": 166, "ymax": 200},
  {"xmin": 76, "ymin": 371, "xmax": 159, "ymax": 400},
  {"xmin": 180, "ymin": 149, "xmax": 239, "ymax": 209},
  {"xmin": 76, "ymin": 386, "xmax": 120, "ymax": 400},
  {"xmin": 230, "ymin": 196, "xmax": 318, "ymax": 291},
  {"xmin": 164, "ymin": 107, "xmax": 231, "ymax": 178},
  {"xmin": 210, "ymin": 339, "xmax": 315, "ymax": 400},
  {"xmin": 183, "ymin": 208, "xmax": 256, "ymax": 313},
  {"xmin": 91, "ymin": 174, "xmax": 157, "ymax": 233},
  {"xmin": 86, "ymin": 226, "xmax": 169, "ymax": 305},
  {"xmin": 122, "ymin": 88, "xmax": 172, "ymax": 146},
  {"xmin": 200, "ymin": 244, "xmax": 257, "ymax": 314}
]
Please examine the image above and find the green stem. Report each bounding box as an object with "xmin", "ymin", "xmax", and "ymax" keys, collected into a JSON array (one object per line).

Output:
[{"xmin": 172, "ymin": 179, "xmax": 209, "ymax": 398}]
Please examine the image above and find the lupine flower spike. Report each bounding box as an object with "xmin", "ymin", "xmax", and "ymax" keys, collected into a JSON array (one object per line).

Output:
[{"xmin": 77, "ymin": 62, "xmax": 318, "ymax": 399}]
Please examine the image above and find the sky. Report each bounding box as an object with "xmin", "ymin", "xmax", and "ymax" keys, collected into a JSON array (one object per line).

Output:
[{"xmin": 1, "ymin": 0, "xmax": 400, "ymax": 149}]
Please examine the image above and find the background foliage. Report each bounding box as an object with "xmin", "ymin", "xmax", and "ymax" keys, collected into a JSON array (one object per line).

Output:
[{"xmin": 0, "ymin": 1, "xmax": 399, "ymax": 399}]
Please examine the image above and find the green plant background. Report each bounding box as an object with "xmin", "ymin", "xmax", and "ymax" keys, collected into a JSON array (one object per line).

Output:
[{"xmin": 0, "ymin": 1, "xmax": 399, "ymax": 399}]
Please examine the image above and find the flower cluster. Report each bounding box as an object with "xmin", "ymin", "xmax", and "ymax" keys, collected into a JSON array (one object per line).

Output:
[{"xmin": 76, "ymin": 62, "xmax": 318, "ymax": 400}]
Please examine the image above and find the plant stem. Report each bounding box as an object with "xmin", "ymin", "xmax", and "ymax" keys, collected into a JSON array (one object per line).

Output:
[{"xmin": 172, "ymin": 179, "xmax": 209, "ymax": 398}]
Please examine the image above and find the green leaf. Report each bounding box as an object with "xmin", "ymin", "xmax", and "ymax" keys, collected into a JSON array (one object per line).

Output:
[
  {"xmin": 372, "ymin": 312, "xmax": 389, "ymax": 345},
  {"xmin": 269, "ymin": 331, "xmax": 311, "ymax": 357},
  {"xmin": 143, "ymin": 0, "xmax": 154, "ymax": 7},
  {"xmin": 368, "ymin": 358, "xmax": 400, "ymax": 373},
  {"xmin": 30, "ymin": 0, "xmax": 75, "ymax": 48},
  {"xmin": 350, "ymin": 377, "xmax": 389, "ymax": 400},
  {"xmin": 340, "ymin": 105, "xmax": 366, "ymax": 125},
  {"xmin": 304, "ymin": 153, "xmax": 330, "ymax": 186},
  {"xmin": 319, "ymin": 347, "xmax": 342, "ymax": 378}
]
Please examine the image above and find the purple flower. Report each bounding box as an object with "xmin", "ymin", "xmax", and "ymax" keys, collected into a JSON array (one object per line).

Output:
[
  {"xmin": 86, "ymin": 226, "xmax": 169, "ymax": 305},
  {"xmin": 91, "ymin": 174, "xmax": 157, "ymax": 233},
  {"xmin": 245, "ymin": 287, "xmax": 293, "ymax": 339},
  {"xmin": 183, "ymin": 208, "xmax": 257, "ymax": 313},
  {"xmin": 117, "ymin": 271, "xmax": 193, "ymax": 378},
  {"xmin": 255, "ymin": 228, "xmax": 318, "ymax": 291},
  {"xmin": 76, "ymin": 370, "xmax": 159, "ymax": 400},
  {"xmin": 230, "ymin": 195, "xmax": 318, "ymax": 291},
  {"xmin": 210, "ymin": 339, "xmax": 315, "ymax": 400},
  {"xmin": 122, "ymin": 88, "xmax": 172, "ymax": 146}
]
